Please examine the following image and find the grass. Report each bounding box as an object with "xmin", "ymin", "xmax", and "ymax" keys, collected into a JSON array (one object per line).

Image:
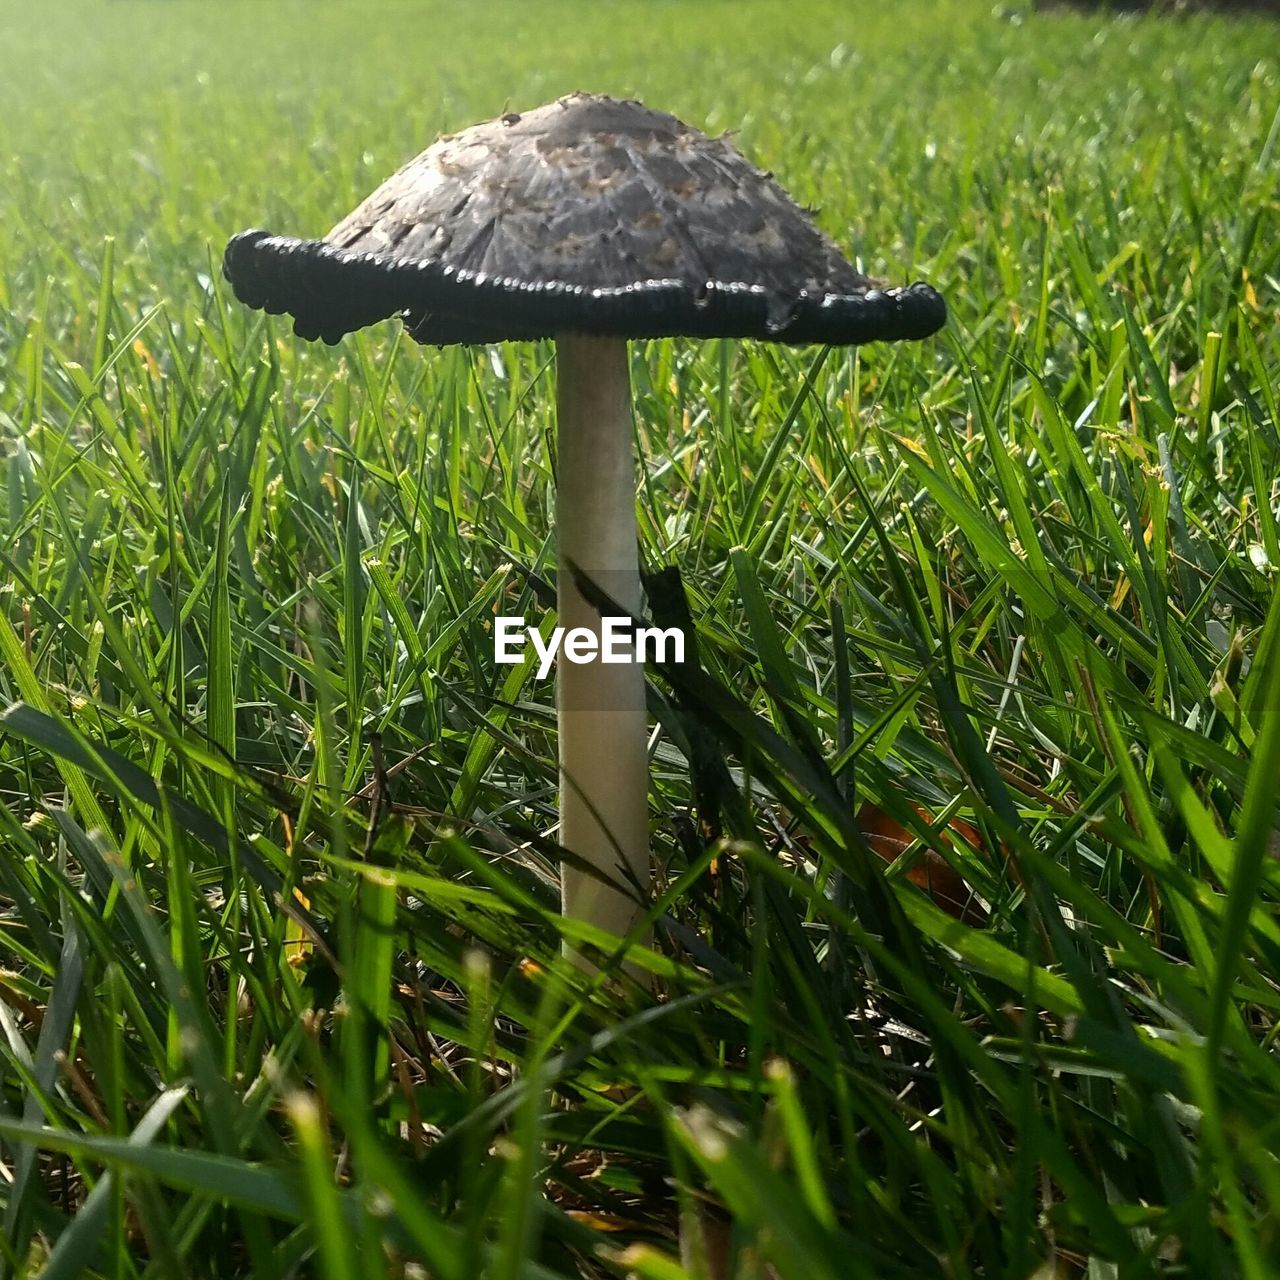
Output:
[{"xmin": 0, "ymin": 0, "xmax": 1278, "ymax": 1275}]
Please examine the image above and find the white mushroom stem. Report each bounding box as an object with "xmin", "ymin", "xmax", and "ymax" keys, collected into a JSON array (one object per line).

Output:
[{"xmin": 554, "ymin": 333, "xmax": 650, "ymax": 963}]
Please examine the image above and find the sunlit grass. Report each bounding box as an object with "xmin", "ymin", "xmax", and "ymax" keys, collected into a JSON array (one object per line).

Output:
[{"xmin": 0, "ymin": 0, "xmax": 1278, "ymax": 1275}]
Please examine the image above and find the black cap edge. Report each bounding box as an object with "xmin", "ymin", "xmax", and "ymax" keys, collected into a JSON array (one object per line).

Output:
[{"xmin": 222, "ymin": 229, "xmax": 947, "ymax": 348}]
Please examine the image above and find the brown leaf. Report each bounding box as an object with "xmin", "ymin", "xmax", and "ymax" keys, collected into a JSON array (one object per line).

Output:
[{"xmin": 857, "ymin": 801, "xmax": 988, "ymax": 925}]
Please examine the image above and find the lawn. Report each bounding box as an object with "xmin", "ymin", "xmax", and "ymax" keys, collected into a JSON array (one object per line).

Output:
[{"xmin": 0, "ymin": 0, "xmax": 1278, "ymax": 1275}]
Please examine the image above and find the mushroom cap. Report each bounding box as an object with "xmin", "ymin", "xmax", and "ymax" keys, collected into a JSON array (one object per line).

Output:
[{"xmin": 222, "ymin": 93, "xmax": 946, "ymax": 347}]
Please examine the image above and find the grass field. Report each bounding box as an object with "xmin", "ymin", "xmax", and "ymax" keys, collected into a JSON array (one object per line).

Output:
[{"xmin": 1, "ymin": 0, "xmax": 1279, "ymax": 1275}]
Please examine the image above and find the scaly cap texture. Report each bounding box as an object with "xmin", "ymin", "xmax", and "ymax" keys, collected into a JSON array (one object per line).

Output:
[{"xmin": 223, "ymin": 92, "xmax": 946, "ymax": 347}]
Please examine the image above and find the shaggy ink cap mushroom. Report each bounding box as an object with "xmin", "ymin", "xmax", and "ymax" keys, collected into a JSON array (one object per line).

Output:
[
  {"xmin": 222, "ymin": 92, "xmax": 946, "ymax": 348},
  {"xmin": 222, "ymin": 92, "xmax": 947, "ymax": 975}
]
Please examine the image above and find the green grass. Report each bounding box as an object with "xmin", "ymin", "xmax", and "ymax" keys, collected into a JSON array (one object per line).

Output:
[{"xmin": 1, "ymin": 0, "xmax": 1279, "ymax": 1275}]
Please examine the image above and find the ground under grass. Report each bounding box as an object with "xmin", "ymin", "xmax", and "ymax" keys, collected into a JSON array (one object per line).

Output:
[{"xmin": 0, "ymin": 0, "xmax": 1278, "ymax": 1275}]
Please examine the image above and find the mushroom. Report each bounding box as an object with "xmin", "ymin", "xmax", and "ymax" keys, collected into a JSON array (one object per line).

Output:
[{"xmin": 221, "ymin": 92, "xmax": 945, "ymax": 971}]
